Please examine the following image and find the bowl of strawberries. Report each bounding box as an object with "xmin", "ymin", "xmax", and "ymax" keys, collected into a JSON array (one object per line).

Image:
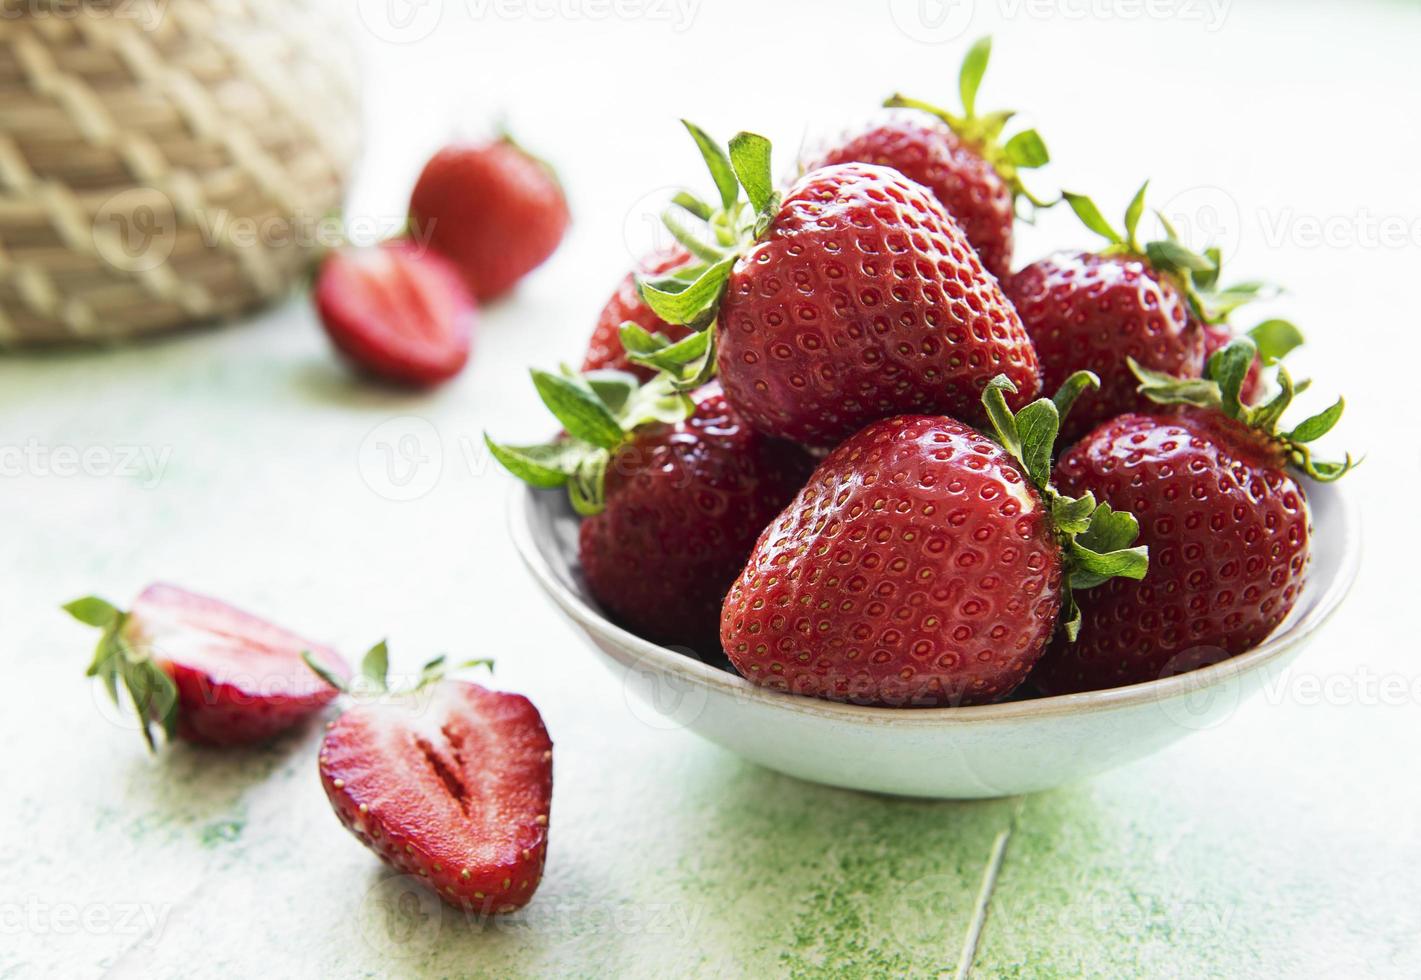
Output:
[{"xmin": 498, "ymin": 39, "xmax": 1360, "ymax": 798}]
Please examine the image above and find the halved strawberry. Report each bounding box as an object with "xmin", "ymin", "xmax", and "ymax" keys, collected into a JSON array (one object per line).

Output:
[
  {"xmin": 64, "ymin": 584, "xmax": 349, "ymax": 749},
  {"xmin": 314, "ymin": 239, "xmax": 476, "ymax": 387},
  {"xmin": 309, "ymin": 646, "xmax": 552, "ymax": 913}
]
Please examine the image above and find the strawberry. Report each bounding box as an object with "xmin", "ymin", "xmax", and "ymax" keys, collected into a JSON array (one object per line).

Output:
[
  {"xmin": 1031, "ymin": 340, "xmax": 1353, "ymax": 695},
  {"xmin": 64, "ymin": 584, "xmax": 349, "ymax": 749},
  {"xmin": 409, "ymin": 136, "xmax": 569, "ymax": 301},
  {"xmin": 581, "ymin": 245, "xmax": 695, "ymax": 380},
  {"xmin": 1005, "ymin": 183, "xmax": 1216, "ymax": 442},
  {"xmin": 804, "ymin": 36, "xmax": 1052, "ymax": 280},
  {"xmin": 307, "ymin": 645, "xmax": 551, "ymax": 914},
  {"xmin": 636, "ymin": 125, "xmax": 1041, "ymax": 448},
  {"xmin": 720, "ymin": 373, "xmax": 1149, "ymax": 707},
  {"xmin": 488, "ymin": 371, "xmax": 813, "ymax": 655},
  {"xmin": 314, "ymin": 239, "xmax": 476, "ymax": 387}
]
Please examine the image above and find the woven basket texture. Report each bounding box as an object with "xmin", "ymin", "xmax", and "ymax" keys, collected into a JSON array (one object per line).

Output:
[{"xmin": 0, "ymin": 0, "xmax": 360, "ymax": 346}]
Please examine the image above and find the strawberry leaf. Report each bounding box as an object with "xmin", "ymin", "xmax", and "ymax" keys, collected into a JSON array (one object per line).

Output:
[
  {"xmin": 981, "ymin": 375, "xmax": 1022, "ymax": 459},
  {"xmin": 728, "ymin": 132, "xmax": 777, "ymax": 220},
  {"xmin": 1287, "ymin": 397, "xmax": 1345, "ymax": 444},
  {"xmin": 1050, "ymin": 370, "xmax": 1099, "ymax": 427},
  {"xmin": 568, "ymin": 452, "xmax": 610, "ymax": 516},
  {"xmin": 530, "ymin": 370, "xmax": 625, "ymax": 449},
  {"xmin": 63, "ymin": 595, "xmax": 120, "ymax": 628},
  {"xmin": 661, "ymin": 210, "xmax": 725, "ymax": 264},
  {"xmin": 1062, "ymin": 192, "xmax": 1123, "ymax": 245},
  {"xmin": 958, "ymin": 36, "xmax": 992, "ymax": 118},
  {"xmin": 1249, "ymin": 318, "xmax": 1305, "ymax": 365},
  {"xmin": 302, "ymin": 650, "xmax": 348, "ymax": 693},
  {"xmin": 1003, "ymin": 129, "xmax": 1049, "ymax": 168},
  {"xmin": 671, "ymin": 191, "xmax": 713, "ymax": 222},
  {"xmin": 484, "ymin": 438, "xmax": 578, "ymax": 489},
  {"xmin": 361, "ymin": 640, "xmax": 390, "ymax": 691},
  {"xmin": 582, "ymin": 370, "xmax": 640, "ymax": 415},
  {"xmin": 682, "ymin": 120, "xmax": 739, "ymax": 212},
  {"xmin": 1014, "ymin": 399, "xmax": 1059, "ymax": 491},
  {"xmin": 1123, "ymin": 180, "xmax": 1148, "ymax": 250},
  {"xmin": 639, "ymin": 255, "xmax": 735, "ymax": 326}
]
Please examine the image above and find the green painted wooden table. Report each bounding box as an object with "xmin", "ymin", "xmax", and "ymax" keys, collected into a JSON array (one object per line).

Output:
[{"xmin": 3, "ymin": 1, "xmax": 1418, "ymax": 975}]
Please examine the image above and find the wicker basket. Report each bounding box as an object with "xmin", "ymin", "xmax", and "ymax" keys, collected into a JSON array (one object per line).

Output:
[{"xmin": 0, "ymin": 0, "xmax": 360, "ymax": 346}]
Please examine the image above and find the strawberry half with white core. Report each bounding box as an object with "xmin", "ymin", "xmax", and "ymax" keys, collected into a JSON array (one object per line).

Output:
[
  {"xmin": 1031, "ymin": 339, "xmax": 1353, "ymax": 695},
  {"xmin": 306, "ymin": 644, "xmax": 552, "ymax": 914},
  {"xmin": 64, "ymin": 584, "xmax": 349, "ymax": 750},
  {"xmin": 720, "ymin": 372, "xmax": 1149, "ymax": 707},
  {"xmin": 487, "ymin": 369, "xmax": 813, "ymax": 655},
  {"xmin": 634, "ymin": 124, "xmax": 1042, "ymax": 447},
  {"xmin": 805, "ymin": 35, "xmax": 1053, "ymax": 280}
]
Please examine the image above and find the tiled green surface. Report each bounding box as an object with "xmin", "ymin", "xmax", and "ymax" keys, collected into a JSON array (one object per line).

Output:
[{"xmin": 3, "ymin": 2, "xmax": 1420, "ymax": 976}]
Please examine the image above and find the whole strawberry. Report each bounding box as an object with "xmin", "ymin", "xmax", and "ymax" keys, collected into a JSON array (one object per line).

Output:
[
  {"xmin": 582, "ymin": 245, "xmax": 695, "ymax": 380},
  {"xmin": 1031, "ymin": 341, "xmax": 1353, "ymax": 695},
  {"xmin": 315, "ymin": 239, "xmax": 476, "ymax": 387},
  {"xmin": 307, "ymin": 645, "xmax": 551, "ymax": 914},
  {"xmin": 64, "ymin": 584, "xmax": 349, "ymax": 749},
  {"xmin": 409, "ymin": 135, "xmax": 569, "ymax": 300},
  {"xmin": 638, "ymin": 125, "xmax": 1041, "ymax": 448},
  {"xmin": 489, "ymin": 371, "xmax": 813, "ymax": 656},
  {"xmin": 1006, "ymin": 183, "xmax": 1215, "ymax": 442},
  {"xmin": 721, "ymin": 373, "xmax": 1149, "ymax": 707},
  {"xmin": 804, "ymin": 36, "xmax": 1051, "ymax": 280}
]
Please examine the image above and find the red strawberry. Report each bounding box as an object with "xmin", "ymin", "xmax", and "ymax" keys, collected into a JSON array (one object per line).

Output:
[
  {"xmin": 490, "ymin": 373, "xmax": 813, "ymax": 655},
  {"xmin": 631, "ymin": 126, "xmax": 1041, "ymax": 447},
  {"xmin": 806, "ymin": 37, "xmax": 1052, "ymax": 280},
  {"xmin": 582, "ymin": 245, "xmax": 694, "ymax": 379},
  {"xmin": 1006, "ymin": 184, "xmax": 1211, "ymax": 442},
  {"xmin": 1031, "ymin": 340, "xmax": 1352, "ymax": 695},
  {"xmin": 409, "ymin": 137, "xmax": 569, "ymax": 301},
  {"xmin": 64, "ymin": 584, "xmax": 349, "ymax": 749},
  {"xmin": 315, "ymin": 240, "xmax": 476, "ymax": 387},
  {"xmin": 715, "ymin": 161, "xmax": 1040, "ymax": 446},
  {"xmin": 720, "ymin": 373, "xmax": 1149, "ymax": 707},
  {"xmin": 311, "ymin": 645, "xmax": 551, "ymax": 914}
]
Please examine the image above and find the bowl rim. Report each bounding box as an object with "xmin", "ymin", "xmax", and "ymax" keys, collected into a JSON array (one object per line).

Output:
[{"xmin": 509, "ymin": 481, "xmax": 1362, "ymax": 727}]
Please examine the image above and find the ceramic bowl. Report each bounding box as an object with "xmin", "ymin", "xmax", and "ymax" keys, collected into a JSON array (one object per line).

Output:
[{"xmin": 510, "ymin": 482, "xmax": 1360, "ymax": 799}]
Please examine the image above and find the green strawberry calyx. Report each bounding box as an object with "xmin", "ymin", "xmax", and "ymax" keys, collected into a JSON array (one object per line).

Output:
[
  {"xmin": 303, "ymin": 641, "xmax": 491, "ymax": 698},
  {"xmin": 885, "ymin": 35, "xmax": 1053, "ymax": 210},
  {"xmin": 630, "ymin": 123, "xmax": 784, "ymax": 369},
  {"xmin": 980, "ymin": 372, "xmax": 1150, "ymax": 642},
  {"xmin": 1129, "ymin": 337, "xmax": 1356, "ymax": 482},
  {"xmin": 63, "ymin": 595, "xmax": 178, "ymax": 753},
  {"xmin": 486, "ymin": 368, "xmax": 696, "ymax": 515}
]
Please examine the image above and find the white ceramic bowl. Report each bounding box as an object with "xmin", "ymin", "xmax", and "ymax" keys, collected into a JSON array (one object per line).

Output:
[{"xmin": 511, "ymin": 482, "xmax": 1360, "ymax": 799}]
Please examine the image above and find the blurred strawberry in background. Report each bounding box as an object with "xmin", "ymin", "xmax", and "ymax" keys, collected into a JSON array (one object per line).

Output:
[{"xmin": 410, "ymin": 135, "xmax": 570, "ymax": 301}]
